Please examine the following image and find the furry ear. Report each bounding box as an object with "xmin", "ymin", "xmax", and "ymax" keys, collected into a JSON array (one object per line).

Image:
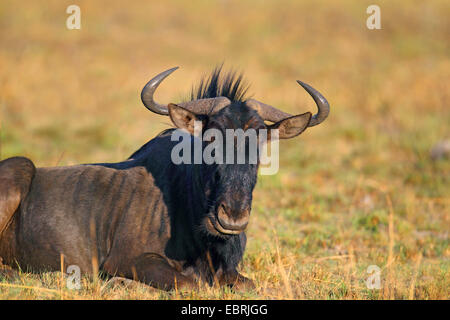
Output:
[
  {"xmin": 268, "ymin": 112, "xmax": 312, "ymax": 139},
  {"xmin": 168, "ymin": 103, "xmax": 204, "ymax": 135}
]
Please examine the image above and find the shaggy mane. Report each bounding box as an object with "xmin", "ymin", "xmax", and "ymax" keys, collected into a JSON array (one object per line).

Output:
[{"xmin": 190, "ymin": 65, "xmax": 249, "ymax": 103}]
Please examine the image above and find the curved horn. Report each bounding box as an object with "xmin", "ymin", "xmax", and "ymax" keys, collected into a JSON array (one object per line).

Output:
[
  {"xmin": 141, "ymin": 66, "xmax": 179, "ymax": 115},
  {"xmin": 247, "ymin": 80, "xmax": 330, "ymax": 127},
  {"xmin": 296, "ymin": 80, "xmax": 330, "ymax": 127},
  {"xmin": 141, "ymin": 67, "xmax": 231, "ymax": 115}
]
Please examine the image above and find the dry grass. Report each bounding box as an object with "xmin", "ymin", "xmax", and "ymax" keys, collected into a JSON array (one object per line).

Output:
[{"xmin": 0, "ymin": 0, "xmax": 449, "ymax": 299}]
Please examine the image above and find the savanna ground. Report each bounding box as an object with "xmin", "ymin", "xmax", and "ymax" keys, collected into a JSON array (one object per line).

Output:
[{"xmin": 0, "ymin": 0, "xmax": 448, "ymax": 299}]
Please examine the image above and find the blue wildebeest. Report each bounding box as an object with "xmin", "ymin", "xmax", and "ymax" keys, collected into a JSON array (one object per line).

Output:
[{"xmin": 0, "ymin": 66, "xmax": 329, "ymax": 290}]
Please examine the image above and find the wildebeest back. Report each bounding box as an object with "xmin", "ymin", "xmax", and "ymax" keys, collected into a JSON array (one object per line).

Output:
[{"xmin": 4, "ymin": 164, "xmax": 170, "ymax": 273}]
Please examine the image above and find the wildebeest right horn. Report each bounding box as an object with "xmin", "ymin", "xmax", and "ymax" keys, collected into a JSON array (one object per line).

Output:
[
  {"xmin": 141, "ymin": 67, "xmax": 231, "ymax": 115},
  {"xmin": 141, "ymin": 67, "xmax": 179, "ymax": 115}
]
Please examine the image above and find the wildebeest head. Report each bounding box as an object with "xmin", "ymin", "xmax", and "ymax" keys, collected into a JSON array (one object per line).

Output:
[{"xmin": 140, "ymin": 66, "xmax": 329, "ymax": 237}]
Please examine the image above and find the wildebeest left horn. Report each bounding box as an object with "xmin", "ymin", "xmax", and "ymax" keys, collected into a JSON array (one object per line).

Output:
[
  {"xmin": 141, "ymin": 67, "xmax": 231, "ymax": 115},
  {"xmin": 141, "ymin": 66, "xmax": 179, "ymax": 115},
  {"xmin": 246, "ymin": 80, "xmax": 330, "ymax": 127}
]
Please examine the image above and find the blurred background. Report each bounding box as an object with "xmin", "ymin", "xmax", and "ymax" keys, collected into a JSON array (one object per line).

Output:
[{"xmin": 0, "ymin": 0, "xmax": 448, "ymax": 299}]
